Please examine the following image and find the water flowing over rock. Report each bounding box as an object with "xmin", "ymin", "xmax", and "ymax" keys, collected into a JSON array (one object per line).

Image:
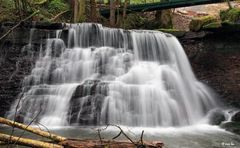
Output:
[{"xmin": 6, "ymin": 23, "xmax": 220, "ymax": 127}]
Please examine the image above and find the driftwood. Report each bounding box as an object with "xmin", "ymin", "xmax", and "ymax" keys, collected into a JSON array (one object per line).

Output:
[
  {"xmin": 0, "ymin": 10, "xmax": 39, "ymax": 41},
  {"xmin": 0, "ymin": 133, "xmax": 63, "ymax": 148},
  {"xmin": 0, "ymin": 117, "xmax": 66, "ymax": 142},
  {"xmin": 0, "ymin": 117, "xmax": 164, "ymax": 148}
]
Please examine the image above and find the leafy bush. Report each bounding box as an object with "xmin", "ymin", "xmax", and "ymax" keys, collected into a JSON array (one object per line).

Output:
[
  {"xmin": 122, "ymin": 13, "xmax": 146, "ymax": 29},
  {"xmin": 220, "ymin": 8, "xmax": 240, "ymax": 23},
  {"xmin": 48, "ymin": 0, "xmax": 69, "ymax": 14}
]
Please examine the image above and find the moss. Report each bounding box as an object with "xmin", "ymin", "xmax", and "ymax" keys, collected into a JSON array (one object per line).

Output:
[
  {"xmin": 47, "ymin": 0, "xmax": 69, "ymax": 14},
  {"xmin": 189, "ymin": 16, "xmax": 217, "ymax": 32},
  {"xmin": 220, "ymin": 8, "xmax": 240, "ymax": 23},
  {"xmin": 157, "ymin": 28, "xmax": 186, "ymax": 37},
  {"xmin": 157, "ymin": 28, "xmax": 179, "ymax": 32},
  {"xmin": 202, "ymin": 22, "xmax": 222, "ymax": 29}
]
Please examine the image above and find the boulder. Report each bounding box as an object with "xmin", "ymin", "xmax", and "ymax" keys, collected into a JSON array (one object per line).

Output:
[
  {"xmin": 208, "ymin": 109, "xmax": 226, "ymax": 125},
  {"xmin": 232, "ymin": 111, "xmax": 240, "ymax": 122},
  {"xmin": 221, "ymin": 122, "xmax": 240, "ymax": 135},
  {"xmin": 202, "ymin": 22, "xmax": 222, "ymax": 31},
  {"xmin": 189, "ymin": 15, "xmax": 217, "ymax": 32}
]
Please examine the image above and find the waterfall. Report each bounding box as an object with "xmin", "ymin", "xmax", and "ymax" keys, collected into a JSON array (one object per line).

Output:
[{"xmin": 6, "ymin": 23, "xmax": 220, "ymax": 127}]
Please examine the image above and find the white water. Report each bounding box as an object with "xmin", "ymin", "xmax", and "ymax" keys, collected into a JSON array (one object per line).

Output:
[{"xmin": 7, "ymin": 23, "xmax": 221, "ymax": 127}]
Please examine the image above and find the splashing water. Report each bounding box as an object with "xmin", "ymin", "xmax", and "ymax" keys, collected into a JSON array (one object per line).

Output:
[{"xmin": 7, "ymin": 23, "xmax": 221, "ymax": 127}]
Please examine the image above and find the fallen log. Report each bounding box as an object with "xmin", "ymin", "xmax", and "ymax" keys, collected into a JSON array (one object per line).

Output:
[
  {"xmin": 0, "ymin": 117, "xmax": 66, "ymax": 142},
  {"xmin": 0, "ymin": 133, "xmax": 63, "ymax": 148},
  {"xmin": 0, "ymin": 117, "xmax": 163, "ymax": 148},
  {"xmin": 60, "ymin": 139, "xmax": 163, "ymax": 148}
]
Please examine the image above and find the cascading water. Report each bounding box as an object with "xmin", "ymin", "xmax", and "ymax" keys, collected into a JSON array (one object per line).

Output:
[{"xmin": 7, "ymin": 23, "xmax": 220, "ymax": 127}]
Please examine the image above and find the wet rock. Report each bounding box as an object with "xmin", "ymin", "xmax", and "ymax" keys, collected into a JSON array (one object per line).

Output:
[
  {"xmin": 221, "ymin": 122, "xmax": 240, "ymax": 135},
  {"xmin": 69, "ymin": 80, "xmax": 109, "ymax": 125},
  {"xmin": 69, "ymin": 94, "xmax": 106, "ymax": 125},
  {"xmin": 71, "ymin": 80, "xmax": 108, "ymax": 100},
  {"xmin": 232, "ymin": 111, "xmax": 240, "ymax": 122},
  {"xmin": 209, "ymin": 109, "xmax": 226, "ymax": 125}
]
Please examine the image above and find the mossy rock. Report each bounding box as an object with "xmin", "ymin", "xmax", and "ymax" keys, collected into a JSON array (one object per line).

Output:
[
  {"xmin": 157, "ymin": 29, "xmax": 186, "ymax": 37},
  {"xmin": 202, "ymin": 22, "xmax": 222, "ymax": 30},
  {"xmin": 189, "ymin": 16, "xmax": 218, "ymax": 32},
  {"xmin": 220, "ymin": 8, "xmax": 240, "ymax": 23}
]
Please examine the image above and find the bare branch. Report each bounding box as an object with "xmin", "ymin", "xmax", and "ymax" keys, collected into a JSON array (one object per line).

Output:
[
  {"xmin": 0, "ymin": 10, "xmax": 39, "ymax": 41},
  {"xmin": 50, "ymin": 10, "xmax": 69, "ymax": 22},
  {"xmin": 140, "ymin": 130, "xmax": 144, "ymax": 145}
]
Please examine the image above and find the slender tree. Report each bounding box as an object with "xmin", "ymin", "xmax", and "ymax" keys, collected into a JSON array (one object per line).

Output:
[
  {"xmin": 226, "ymin": 0, "xmax": 232, "ymax": 9},
  {"xmin": 123, "ymin": 0, "xmax": 129, "ymax": 19},
  {"xmin": 90, "ymin": 0, "xmax": 97, "ymax": 22},
  {"xmin": 72, "ymin": 0, "xmax": 86, "ymax": 23},
  {"xmin": 109, "ymin": 0, "xmax": 116, "ymax": 26}
]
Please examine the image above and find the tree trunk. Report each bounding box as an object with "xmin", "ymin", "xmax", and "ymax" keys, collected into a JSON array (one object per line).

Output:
[
  {"xmin": 0, "ymin": 133, "xmax": 63, "ymax": 148},
  {"xmin": 155, "ymin": 9, "xmax": 173, "ymax": 28},
  {"xmin": 0, "ymin": 117, "xmax": 66, "ymax": 142},
  {"xmin": 73, "ymin": 0, "xmax": 78, "ymax": 22},
  {"xmin": 226, "ymin": 0, "xmax": 232, "ymax": 9},
  {"xmin": 90, "ymin": 0, "xmax": 97, "ymax": 22},
  {"xmin": 116, "ymin": 0, "xmax": 121, "ymax": 26},
  {"xmin": 123, "ymin": 0, "xmax": 129, "ymax": 19},
  {"xmin": 155, "ymin": 0, "xmax": 172, "ymax": 29},
  {"xmin": 78, "ymin": 0, "xmax": 86, "ymax": 22},
  {"xmin": 110, "ymin": 0, "xmax": 116, "ymax": 27}
]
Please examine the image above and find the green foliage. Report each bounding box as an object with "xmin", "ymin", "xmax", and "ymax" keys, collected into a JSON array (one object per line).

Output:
[
  {"xmin": 1, "ymin": 0, "xmax": 14, "ymax": 9},
  {"xmin": 189, "ymin": 15, "xmax": 217, "ymax": 32},
  {"xmin": 220, "ymin": 8, "xmax": 240, "ymax": 23},
  {"xmin": 0, "ymin": 0, "xmax": 16, "ymax": 22},
  {"xmin": 121, "ymin": 13, "xmax": 146, "ymax": 29},
  {"xmin": 47, "ymin": 0, "xmax": 69, "ymax": 14}
]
